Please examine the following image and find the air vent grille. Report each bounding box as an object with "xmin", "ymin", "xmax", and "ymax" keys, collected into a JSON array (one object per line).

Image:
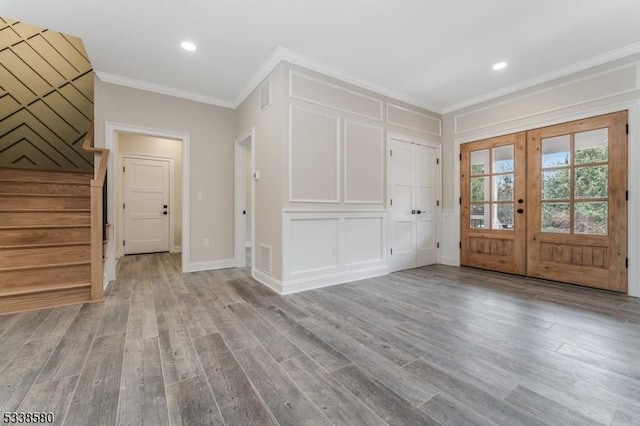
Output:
[
  {"xmin": 260, "ymin": 78, "xmax": 271, "ymax": 111},
  {"xmin": 259, "ymin": 244, "xmax": 272, "ymax": 275}
]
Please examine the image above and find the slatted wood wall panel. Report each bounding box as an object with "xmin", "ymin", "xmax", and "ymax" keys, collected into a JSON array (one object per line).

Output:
[{"xmin": 0, "ymin": 16, "xmax": 94, "ymax": 171}]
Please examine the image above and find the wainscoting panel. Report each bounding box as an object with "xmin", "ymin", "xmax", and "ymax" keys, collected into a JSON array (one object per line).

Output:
[
  {"xmin": 283, "ymin": 211, "xmax": 388, "ymax": 293},
  {"xmin": 344, "ymin": 120, "xmax": 384, "ymax": 204},
  {"xmin": 439, "ymin": 210, "xmax": 457, "ymax": 266},
  {"xmin": 386, "ymin": 103, "xmax": 442, "ymax": 136},
  {"xmin": 289, "ymin": 71, "xmax": 383, "ymax": 121},
  {"xmin": 289, "ymin": 106, "xmax": 340, "ymax": 202}
]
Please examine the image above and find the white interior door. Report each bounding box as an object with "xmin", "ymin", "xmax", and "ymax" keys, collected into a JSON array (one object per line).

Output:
[
  {"xmin": 415, "ymin": 144, "xmax": 438, "ymax": 266},
  {"xmin": 390, "ymin": 139, "xmax": 439, "ymax": 272},
  {"xmin": 124, "ymin": 157, "xmax": 170, "ymax": 254}
]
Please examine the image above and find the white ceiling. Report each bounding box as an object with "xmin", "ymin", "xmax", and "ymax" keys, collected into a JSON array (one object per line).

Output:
[{"xmin": 4, "ymin": 0, "xmax": 640, "ymax": 113}]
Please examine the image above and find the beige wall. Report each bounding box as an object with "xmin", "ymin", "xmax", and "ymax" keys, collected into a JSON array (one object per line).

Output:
[
  {"xmin": 116, "ymin": 132, "xmax": 182, "ymax": 256},
  {"xmin": 235, "ymin": 63, "xmax": 287, "ymax": 280},
  {"xmin": 94, "ymin": 78, "xmax": 236, "ymax": 266}
]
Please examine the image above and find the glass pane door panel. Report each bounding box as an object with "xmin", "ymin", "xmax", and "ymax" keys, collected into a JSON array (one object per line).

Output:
[
  {"xmin": 493, "ymin": 174, "xmax": 514, "ymax": 201},
  {"xmin": 541, "ymin": 203, "xmax": 570, "ymax": 233},
  {"xmin": 575, "ymin": 128, "xmax": 608, "ymax": 164},
  {"xmin": 471, "ymin": 177, "xmax": 490, "ymax": 202},
  {"xmin": 542, "ymin": 135, "xmax": 570, "ymax": 168},
  {"xmin": 575, "ymin": 166, "xmax": 608, "ymax": 199},
  {"xmin": 542, "ymin": 169, "xmax": 570, "ymax": 200},
  {"xmin": 470, "ymin": 150, "xmax": 490, "ymax": 175},
  {"xmin": 470, "ymin": 203, "xmax": 490, "ymax": 229},
  {"xmin": 574, "ymin": 202, "xmax": 608, "ymax": 235},
  {"xmin": 492, "ymin": 204, "xmax": 514, "ymax": 230},
  {"xmin": 493, "ymin": 145, "xmax": 514, "ymax": 173}
]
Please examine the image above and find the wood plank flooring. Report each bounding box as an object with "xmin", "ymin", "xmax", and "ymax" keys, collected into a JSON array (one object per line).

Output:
[{"xmin": 0, "ymin": 252, "xmax": 639, "ymax": 425}]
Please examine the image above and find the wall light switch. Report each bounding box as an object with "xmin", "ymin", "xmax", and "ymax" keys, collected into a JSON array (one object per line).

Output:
[
  {"xmin": 253, "ymin": 170, "xmax": 260, "ymax": 180},
  {"xmin": 196, "ymin": 192, "xmax": 203, "ymax": 200}
]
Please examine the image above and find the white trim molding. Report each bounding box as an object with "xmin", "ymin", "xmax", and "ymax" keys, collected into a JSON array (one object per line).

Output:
[
  {"xmin": 235, "ymin": 127, "xmax": 256, "ymax": 269},
  {"xmin": 188, "ymin": 259, "xmax": 235, "ymax": 273},
  {"xmin": 253, "ymin": 269, "xmax": 283, "ymax": 294},
  {"xmin": 95, "ymin": 71, "xmax": 234, "ymax": 108},
  {"xmin": 282, "ymin": 265, "xmax": 389, "ymax": 295},
  {"xmin": 386, "ymin": 103, "xmax": 443, "ymax": 137}
]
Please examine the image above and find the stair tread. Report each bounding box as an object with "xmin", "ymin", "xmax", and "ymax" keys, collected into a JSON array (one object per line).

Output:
[
  {"xmin": 0, "ymin": 282, "xmax": 91, "ymax": 297},
  {"xmin": 0, "ymin": 242, "xmax": 91, "ymax": 250},
  {"xmin": 0, "ymin": 260, "xmax": 91, "ymax": 272},
  {"xmin": 0, "ymin": 209, "xmax": 90, "ymax": 213},
  {"xmin": 0, "ymin": 193, "xmax": 89, "ymax": 198},
  {"xmin": 0, "ymin": 179, "xmax": 89, "ymax": 186},
  {"xmin": 0, "ymin": 225, "xmax": 90, "ymax": 230}
]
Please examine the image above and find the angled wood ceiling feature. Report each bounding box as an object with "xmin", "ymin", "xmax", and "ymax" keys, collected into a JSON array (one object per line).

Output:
[{"xmin": 0, "ymin": 16, "xmax": 94, "ymax": 171}]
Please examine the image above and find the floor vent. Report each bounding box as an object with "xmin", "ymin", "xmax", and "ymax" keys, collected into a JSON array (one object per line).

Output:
[
  {"xmin": 260, "ymin": 78, "xmax": 271, "ymax": 111},
  {"xmin": 259, "ymin": 244, "xmax": 272, "ymax": 275}
]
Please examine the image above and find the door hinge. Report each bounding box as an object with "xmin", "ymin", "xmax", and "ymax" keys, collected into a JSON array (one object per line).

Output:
[
  {"xmin": 459, "ymin": 197, "xmax": 462, "ymax": 205},
  {"xmin": 436, "ymin": 200, "xmax": 440, "ymax": 207},
  {"xmin": 390, "ymin": 149, "xmax": 393, "ymax": 157},
  {"xmin": 242, "ymin": 210, "xmax": 246, "ymax": 215},
  {"xmin": 459, "ymin": 241, "xmax": 462, "ymax": 249},
  {"xmin": 437, "ymin": 242, "xmax": 440, "ymax": 248},
  {"xmin": 123, "ymin": 240, "xmax": 126, "ymax": 246},
  {"xmin": 626, "ymin": 124, "xmax": 629, "ymax": 134},
  {"xmin": 390, "ymin": 198, "xmax": 393, "ymax": 206},
  {"xmin": 390, "ymin": 248, "xmax": 393, "ymax": 255},
  {"xmin": 626, "ymin": 257, "xmax": 629, "ymax": 268},
  {"xmin": 436, "ymin": 158, "xmax": 440, "ymax": 165},
  {"xmin": 123, "ymin": 203, "xmax": 125, "ymax": 209},
  {"xmin": 459, "ymin": 153, "xmax": 462, "ymax": 161},
  {"xmin": 626, "ymin": 190, "xmax": 629, "ymax": 201},
  {"xmin": 123, "ymin": 166, "xmax": 125, "ymax": 172}
]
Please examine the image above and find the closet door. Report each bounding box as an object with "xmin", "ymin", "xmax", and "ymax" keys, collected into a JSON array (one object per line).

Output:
[
  {"xmin": 390, "ymin": 139, "xmax": 439, "ymax": 272},
  {"xmin": 527, "ymin": 111, "xmax": 628, "ymax": 292},
  {"xmin": 460, "ymin": 133, "xmax": 527, "ymax": 275}
]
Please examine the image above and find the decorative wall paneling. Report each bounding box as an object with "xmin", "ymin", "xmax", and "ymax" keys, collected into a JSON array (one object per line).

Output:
[
  {"xmin": 282, "ymin": 211, "xmax": 387, "ymax": 293},
  {"xmin": 344, "ymin": 120, "xmax": 384, "ymax": 204},
  {"xmin": 0, "ymin": 17, "xmax": 94, "ymax": 171},
  {"xmin": 386, "ymin": 103, "xmax": 442, "ymax": 137}
]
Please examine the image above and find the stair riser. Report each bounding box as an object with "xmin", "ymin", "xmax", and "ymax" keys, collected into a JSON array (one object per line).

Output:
[
  {"xmin": 0, "ymin": 212, "xmax": 90, "ymax": 226},
  {"xmin": 0, "ymin": 263, "xmax": 91, "ymax": 291},
  {"xmin": 0, "ymin": 195, "xmax": 89, "ymax": 210},
  {"xmin": 0, "ymin": 168, "xmax": 92, "ymax": 184},
  {"xmin": 0, "ymin": 245, "xmax": 91, "ymax": 269},
  {"xmin": 0, "ymin": 181, "xmax": 89, "ymax": 196},
  {"xmin": 0, "ymin": 286, "xmax": 92, "ymax": 315},
  {"xmin": 0, "ymin": 227, "xmax": 90, "ymax": 246}
]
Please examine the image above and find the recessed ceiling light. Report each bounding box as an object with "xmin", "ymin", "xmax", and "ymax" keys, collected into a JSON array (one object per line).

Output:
[
  {"xmin": 181, "ymin": 41, "xmax": 197, "ymax": 52},
  {"xmin": 492, "ymin": 61, "xmax": 508, "ymax": 71}
]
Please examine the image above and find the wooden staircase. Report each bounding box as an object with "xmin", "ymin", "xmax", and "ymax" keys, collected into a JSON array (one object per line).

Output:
[{"xmin": 0, "ymin": 169, "xmax": 97, "ymax": 313}]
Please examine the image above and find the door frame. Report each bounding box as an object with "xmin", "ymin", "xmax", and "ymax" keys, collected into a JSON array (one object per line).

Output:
[
  {"xmin": 121, "ymin": 154, "xmax": 174, "ymax": 255},
  {"xmin": 105, "ymin": 122, "xmax": 190, "ymax": 280},
  {"xmin": 234, "ymin": 127, "xmax": 255, "ymax": 270},
  {"xmin": 452, "ymin": 101, "xmax": 639, "ymax": 297},
  {"xmin": 387, "ymin": 132, "xmax": 442, "ymax": 272}
]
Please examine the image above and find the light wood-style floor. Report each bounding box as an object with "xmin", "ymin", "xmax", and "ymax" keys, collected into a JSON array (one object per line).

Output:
[{"xmin": 1, "ymin": 253, "xmax": 640, "ymax": 425}]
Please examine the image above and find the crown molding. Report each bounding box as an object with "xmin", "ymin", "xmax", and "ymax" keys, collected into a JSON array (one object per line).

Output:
[
  {"xmin": 233, "ymin": 46, "xmax": 443, "ymax": 114},
  {"xmin": 442, "ymin": 41, "xmax": 640, "ymax": 114},
  {"xmin": 94, "ymin": 71, "xmax": 235, "ymax": 109}
]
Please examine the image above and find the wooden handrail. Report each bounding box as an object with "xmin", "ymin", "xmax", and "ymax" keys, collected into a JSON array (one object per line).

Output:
[
  {"xmin": 81, "ymin": 122, "xmax": 109, "ymax": 302},
  {"xmin": 81, "ymin": 123, "xmax": 109, "ymax": 186}
]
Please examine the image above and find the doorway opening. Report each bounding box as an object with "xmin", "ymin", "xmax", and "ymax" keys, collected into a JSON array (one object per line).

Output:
[
  {"xmin": 235, "ymin": 128, "xmax": 255, "ymax": 271},
  {"xmin": 117, "ymin": 132, "xmax": 182, "ymax": 258},
  {"xmin": 104, "ymin": 122, "xmax": 190, "ymax": 281}
]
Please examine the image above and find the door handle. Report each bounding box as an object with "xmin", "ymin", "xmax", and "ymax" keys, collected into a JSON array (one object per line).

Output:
[
  {"xmin": 517, "ymin": 208, "xmax": 524, "ymax": 214},
  {"xmin": 411, "ymin": 210, "xmax": 416, "ymax": 214},
  {"xmin": 163, "ymin": 211, "xmax": 168, "ymax": 215},
  {"xmin": 416, "ymin": 210, "xmax": 422, "ymax": 215},
  {"xmin": 517, "ymin": 199, "xmax": 524, "ymax": 204},
  {"xmin": 163, "ymin": 204, "xmax": 168, "ymax": 208}
]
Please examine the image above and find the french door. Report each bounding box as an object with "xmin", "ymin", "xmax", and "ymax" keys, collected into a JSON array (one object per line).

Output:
[{"xmin": 461, "ymin": 111, "xmax": 628, "ymax": 292}]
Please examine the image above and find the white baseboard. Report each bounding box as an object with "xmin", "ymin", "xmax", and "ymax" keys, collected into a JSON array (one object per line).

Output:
[
  {"xmin": 438, "ymin": 256, "xmax": 458, "ymax": 266},
  {"xmin": 187, "ymin": 258, "xmax": 235, "ymax": 272},
  {"xmin": 171, "ymin": 245, "xmax": 182, "ymax": 253},
  {"xmin": 253, "ymin": 269, "xmax": 283, "ymax": 294},
  {"xmin": 282, "ymin": 265, "xmax": 389, "ymax": 295}
]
